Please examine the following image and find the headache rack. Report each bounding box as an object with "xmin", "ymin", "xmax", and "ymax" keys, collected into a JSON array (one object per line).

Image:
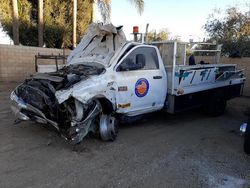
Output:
[{"xmin": 35, "ymin": 53, "xmax": 68, "ymax": 73}]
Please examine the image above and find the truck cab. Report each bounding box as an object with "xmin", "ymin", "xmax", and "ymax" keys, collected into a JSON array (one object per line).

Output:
[{"xmin": 112, "ymin": 43, "xmax": 167, "ymax": 116}]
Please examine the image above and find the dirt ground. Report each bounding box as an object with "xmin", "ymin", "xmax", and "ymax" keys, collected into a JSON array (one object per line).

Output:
[{"xmin": 0, "ymin": 82, "xmax": 249, "ymax": 188}]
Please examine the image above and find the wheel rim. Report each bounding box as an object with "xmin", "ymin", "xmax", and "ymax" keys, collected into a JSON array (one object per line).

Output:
[{"xmin": 99, "ymin": 114, "xmax": 118, "ymax": 141}]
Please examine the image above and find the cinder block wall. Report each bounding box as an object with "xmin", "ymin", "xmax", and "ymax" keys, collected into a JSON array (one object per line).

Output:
[{"xmin": 0, "ymin": 44, "xmax": 71, "ymax": 81}]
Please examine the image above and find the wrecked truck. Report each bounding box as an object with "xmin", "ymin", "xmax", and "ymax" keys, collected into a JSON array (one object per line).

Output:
[{"xmin": 11, "ymin": 23, "xmax": 246, "ymax": 144}]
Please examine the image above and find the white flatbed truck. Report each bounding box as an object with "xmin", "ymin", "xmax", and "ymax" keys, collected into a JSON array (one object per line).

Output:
[{"xmin": 10, "ymin": 23, "xmax": 246, "ymax": 144}]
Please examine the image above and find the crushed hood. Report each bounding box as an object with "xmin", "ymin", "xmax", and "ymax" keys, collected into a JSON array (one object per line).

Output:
[{"xmin": 67, "ymin": 23, "xmax": 126, "ymax": 66}]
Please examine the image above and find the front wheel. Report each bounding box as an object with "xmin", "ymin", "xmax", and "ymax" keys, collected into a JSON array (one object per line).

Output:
[{"xmin": 99, "ymin": 114, "xmax": 118, "ymax": 141}]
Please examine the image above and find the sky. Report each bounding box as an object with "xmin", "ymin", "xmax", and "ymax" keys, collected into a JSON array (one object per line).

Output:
[
  {"xmin": 0, "ymin": 0, "xmax": 249, "ymax": 44},
  {"xmin": 109, "ymin": 0, "xmax": 249, "ymax": 41},
  {"xmin": 0, "ymin": 24, "xmax": 12, "ymax": 44}
]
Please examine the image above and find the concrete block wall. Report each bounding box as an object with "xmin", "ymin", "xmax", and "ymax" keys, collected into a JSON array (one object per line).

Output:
[{"xmin": 0, "ymin": 44, "xmax": 71, "ymax": 81}]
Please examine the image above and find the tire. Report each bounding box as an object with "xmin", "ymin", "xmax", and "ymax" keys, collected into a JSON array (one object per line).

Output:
[
  {"xmin": 205, "ymin": 92, "xmax": 227, "ymax": 117},
  {"xmin": 244, "ymin": 124, "xmax": 250, "ymax": 155},
  {"xmin": 99, "ymin": 114, "xmax": 118, "ymax": 141}
]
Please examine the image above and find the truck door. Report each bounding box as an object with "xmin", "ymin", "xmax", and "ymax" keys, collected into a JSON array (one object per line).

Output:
[{"xmin": 114, "ymin": 46, "xmax": 167, "ymax": 116}]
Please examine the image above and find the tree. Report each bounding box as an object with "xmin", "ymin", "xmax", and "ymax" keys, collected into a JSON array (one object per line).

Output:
[
  {"xmin": 38, "ymin": 0, "xmax": 43, "ymax": 47},
  {"xmin": 12, "ymin": 0, "xmax": 19, "ymax": 45},
  {"xmin": 96, "ymin": 0, "xmax": 144, "ymax": 23},
  {"xmin": 0, "ymin": 0, "xmax": 144, "ymax": 48},
  {"xmin": 147, "ymin": 28, "xmax": 169, "ymax": 42},
  {"xmin": 0, "ymin": 0, "xmax": 92, "ymax": 48},
  {"xmin": 72, "ymin": 0, "xmax": 77, "ymax": 48},
  {"xmin": 204, "ymin": 6, "xmax": 250, "ymax": 57}
]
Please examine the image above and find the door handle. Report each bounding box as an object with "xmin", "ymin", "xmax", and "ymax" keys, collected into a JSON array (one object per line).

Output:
[{"xmin": 153, "ymin": 76, "xmax": 162, "ymax": 79}]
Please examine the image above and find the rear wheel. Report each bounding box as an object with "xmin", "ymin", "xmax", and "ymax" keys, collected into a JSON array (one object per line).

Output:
[
  {"xmin": 99, "ymin": 114, "xmax": 118, "ymax": 141},
  {"xmin": 205, "ymin": 92, "xmax": 227, "ymax": 116}
]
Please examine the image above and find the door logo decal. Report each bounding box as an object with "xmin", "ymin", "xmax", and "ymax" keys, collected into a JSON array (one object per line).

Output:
[{"xmin": 135, "ymin": 78, "xmax": 149, "ymax": 97}]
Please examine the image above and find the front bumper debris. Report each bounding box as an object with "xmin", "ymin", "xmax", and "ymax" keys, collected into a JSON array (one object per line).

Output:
[
  {"xmin": 11, "ymin": 91, "xmax": 59, "ymax": 129},
  {"xmin": 69, "ymin": 102, "xmax": 101, "ymax": 144},
  {"xmin": 10, "ymin": 91, "xmax": 101, "ymax": 144}
]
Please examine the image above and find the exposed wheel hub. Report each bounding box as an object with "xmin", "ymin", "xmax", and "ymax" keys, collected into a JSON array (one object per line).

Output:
[{"xmin": 99, "ymin": 114, "xmax": 118, "ymax": 141}]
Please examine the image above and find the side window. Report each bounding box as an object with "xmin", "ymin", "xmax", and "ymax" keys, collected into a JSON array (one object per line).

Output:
[{"xmin": 117, "ymin": 47, "xmax": 159, "ymax": 71}]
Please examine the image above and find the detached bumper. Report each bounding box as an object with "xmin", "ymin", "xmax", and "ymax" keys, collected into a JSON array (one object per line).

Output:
[
  {"xmin": 10, "ymin": 91, "xmax": 59, "ymax": 130},
  {"xmin": 10, "ymin": 91, "xmax": 101, "ymax": 144}
]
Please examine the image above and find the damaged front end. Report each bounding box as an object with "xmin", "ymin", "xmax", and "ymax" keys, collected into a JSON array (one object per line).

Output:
[
  {"xmin": 10, "ymin": 23, "xmax": 125, "ymax": 144},
  {"xmin": 10, "ymin": 64, "xmax": 104, "ymax": 144}
]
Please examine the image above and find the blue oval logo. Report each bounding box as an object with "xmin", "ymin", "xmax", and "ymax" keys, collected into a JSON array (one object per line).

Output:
[{"xmin": 135, "ymin": 78, "xmax": 149, "ymax": 97}]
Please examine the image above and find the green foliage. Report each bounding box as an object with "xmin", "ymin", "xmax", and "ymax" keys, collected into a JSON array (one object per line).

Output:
[
  {"xmin": 128, "ymin": 0, "xmax": 144, "ymax": 15},
  {"xmin": 147, "ymin": 29, "xmax": 169, "ymax": 42},
  {"xmin": 0, "ymin": 0, "xmax": 92, "ymax": 48},
  {"xmin": 204, "ymin": 7, "xmax": 250, "ymax": 57}
]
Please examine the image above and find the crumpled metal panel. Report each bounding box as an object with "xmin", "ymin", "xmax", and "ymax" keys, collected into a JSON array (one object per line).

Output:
[{"xmin": 67, "ymin": 23, "xmax": 126, "ymax": 66}]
